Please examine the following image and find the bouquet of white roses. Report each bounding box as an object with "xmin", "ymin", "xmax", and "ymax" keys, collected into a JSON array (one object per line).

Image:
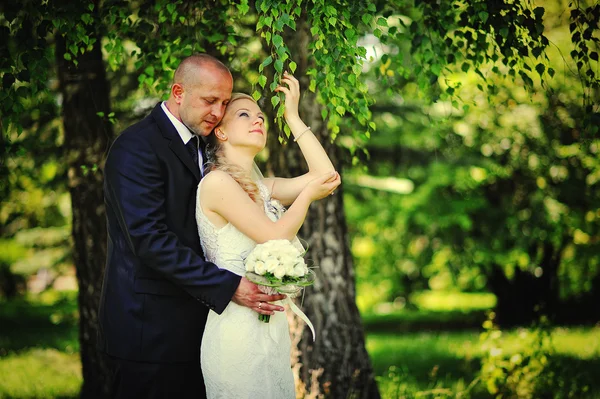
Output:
[{"xmin": 245, "ymin": 239, "xmax": 316, "ymax": 339}]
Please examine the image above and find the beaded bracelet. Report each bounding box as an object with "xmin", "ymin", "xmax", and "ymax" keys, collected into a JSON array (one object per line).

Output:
[{"xmin": 293, "ymin": 126, "xmax": 311, "ymax": 142}]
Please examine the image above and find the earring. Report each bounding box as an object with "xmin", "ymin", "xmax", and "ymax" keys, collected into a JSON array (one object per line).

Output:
[{"xmin": 216, "ymin": 129, "xmax": 227, "ymax": 140}]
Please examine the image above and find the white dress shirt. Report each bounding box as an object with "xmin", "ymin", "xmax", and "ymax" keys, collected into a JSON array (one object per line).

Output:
[{"xmin": 160, "ymin": 102, "xmax": 204, "ymax": 175}]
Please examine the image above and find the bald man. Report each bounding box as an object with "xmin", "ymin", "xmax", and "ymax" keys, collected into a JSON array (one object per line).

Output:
[{"xmin": 98, "ymin": 54, "xmax": 285, "ymax": 399}]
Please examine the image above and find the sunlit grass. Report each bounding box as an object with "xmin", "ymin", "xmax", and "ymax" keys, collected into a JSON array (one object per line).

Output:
[
  {"xmin": 0, "ymin": 349, "xmax": 81, "ymax": 398},
  {"xmin": 410, "ymin": 291, "xmax": 496, "ymax": 312},
  {"xmin": 368, "ymin": 326, "xmax": 600, "ymax": 399}
]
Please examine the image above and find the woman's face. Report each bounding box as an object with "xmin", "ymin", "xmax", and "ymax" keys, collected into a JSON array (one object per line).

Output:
[{"xmin": 218, "ymin": 98, "xmax": 267, "ymax": 151}]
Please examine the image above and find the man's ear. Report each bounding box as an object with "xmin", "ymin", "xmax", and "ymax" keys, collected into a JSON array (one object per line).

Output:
[{"xmin": 171, "ymin": 83, "xmax": 184, "ymax": 104}]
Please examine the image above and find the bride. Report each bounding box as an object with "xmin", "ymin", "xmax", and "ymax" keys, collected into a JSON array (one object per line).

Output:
[{"xmin": 195, "ymin": 72, "xmax": 340, "ymax": 398}]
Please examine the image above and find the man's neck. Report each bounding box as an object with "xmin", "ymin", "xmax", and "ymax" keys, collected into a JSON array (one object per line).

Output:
[{"xmin": 164, "ymin": 99, "xmax": 182, "ymax": 122}]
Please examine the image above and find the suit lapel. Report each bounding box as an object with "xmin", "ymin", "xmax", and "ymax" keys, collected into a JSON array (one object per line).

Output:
[{"xmin": 151, "ymin": 104, "xmax": 201, "ymax": 181}]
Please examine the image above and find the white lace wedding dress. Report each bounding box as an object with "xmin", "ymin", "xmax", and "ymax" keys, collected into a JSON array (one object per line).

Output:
[{"xmin": 196, "ymin": 179, "xmax": 295, "ymax": 399}]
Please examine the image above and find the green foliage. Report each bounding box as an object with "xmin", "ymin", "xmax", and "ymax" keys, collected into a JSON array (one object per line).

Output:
[
  {"xmin": 568, "ymin": 2, "xmax": 600, "ymax": 110},
  {"xmin": 0, "ymin": 1, "xmax": 97, "ymax": 141},
  {"xmin": 368, "ymin": 318, "xmax": 600, "ymax": 398},
  {"xmin": 479, "ymin": 313, "xmax": 596, "ymax": 398},
  {"xmin": 347, "ymin": 1, "xmax": 600, "ymax": 323}
]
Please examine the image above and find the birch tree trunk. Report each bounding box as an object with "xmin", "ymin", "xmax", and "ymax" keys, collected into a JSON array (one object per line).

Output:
[
  {"xmin": 268, "ymin": 17, "xmax": 381, "ymax": 399},
  {"xmin": 56, "ymin": 15, "xmax": 114, "ymax": 397}
]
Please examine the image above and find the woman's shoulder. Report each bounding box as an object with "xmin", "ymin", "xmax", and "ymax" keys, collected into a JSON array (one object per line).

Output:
[
  {"xmin": 199, "ymin": 170, "xmax": 243, "ymax": 197},
  {"xmin": 201, "ymin": 170, "xmax": 235, "ymax": 186}
]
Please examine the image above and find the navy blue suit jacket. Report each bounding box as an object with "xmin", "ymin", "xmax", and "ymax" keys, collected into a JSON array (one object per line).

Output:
[{"xmin": 98, "ymin": 103, "xmax": 241, "ymax": 363}]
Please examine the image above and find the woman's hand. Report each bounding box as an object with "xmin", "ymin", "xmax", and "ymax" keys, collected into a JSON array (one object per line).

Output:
[
  {"xmin": 302, "ymin": 171, "xmax": 341, "ymax": 202},
  {"xmin": 274, "ymin": 71, "xmax": 300, "ymax": 122}
]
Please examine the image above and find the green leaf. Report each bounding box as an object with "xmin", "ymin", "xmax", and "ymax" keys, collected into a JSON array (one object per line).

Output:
[
  {"xmin": 252, "ymin": 90, "xmax": 261, "ymax": 101},
  {"xmin": 377, "ymin": 17, "xmax": 388, "ymax": 27},
  {"xmin": 533, "ymin": 7, "xmax": 545, "ymax": 19},
  {"xmin": 261, "ymin": 55, "xmax": 273, "ymax": 69},
  {"xmin": 166, "ymin": 4, "xmax": 176, "ymax": 14},
  {"xmin": 461, "ymin": 62, "xmax": 470, "ymax": 73},
  {"xmin": 362, "ymin": 14, "xmax": 372, "ymax": 25},
  {"xmin": 479, "ymin": 11, "xmax": 489, "ymax": 24},
  {"xmin": 258, "ymin": 74, "xmax": 267, "ymax": 89},
  {"xmin": 272, "ymin": 34, "xmax": 283, "ymax": 47},
  {"xmin": 81, "ymin": 13, "xmax": 93, "ymax": 25},
  {"xmin": 63, "ymin": 53, "xmax": 72, "ymax": 61},
  {"xmin": 145, "ymin": 66, "xmax": 155, "ymax": 77},
  {"xmin": 535, "ymin": 63, "xmax": 545, "ymax": 76},
  {"xmin": 289, "ymin": 61, "xmax": 297, "ymax": 73},
  {"xmin": 274, "ymin": 59, "xmax": 284, "ymax": 73},
  {"xmin": 237, "ymin": 0, "xmax": 250, "ymax": 15},
  {"xmin": 277, "ymin": 103, "xmax": 285, "ymax": 117},
  {"xmin": 591, "ymin": 52, "xmax": 599, "ymax": 61},
  {"xmin": 548, "ymin": 67, "xmax": 555, "ymax": 77},
  {"xmin": 271, "ymin": 96, "xmax": 280, "ymax": 108}
]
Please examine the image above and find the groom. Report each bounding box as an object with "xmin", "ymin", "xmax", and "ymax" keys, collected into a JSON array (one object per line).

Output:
[{"xmin": 98, "ymin": 54, "xmax": 286, "ymax": 399}]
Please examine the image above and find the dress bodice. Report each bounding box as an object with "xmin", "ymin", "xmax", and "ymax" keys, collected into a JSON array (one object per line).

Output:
[{"xmin": 196, "ymin": 179, "xmax": 279, "ymax": 276}]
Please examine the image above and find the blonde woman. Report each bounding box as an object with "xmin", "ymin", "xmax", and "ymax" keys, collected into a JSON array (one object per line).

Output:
[{"xmin": 196, "ymin": 72, "xmax": 340, "ymax": 398}]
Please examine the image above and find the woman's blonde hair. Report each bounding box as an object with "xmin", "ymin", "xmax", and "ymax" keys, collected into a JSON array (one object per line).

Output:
[{"xmin": 205, "ymin": 93, "xmax": 264, "ymax": 207}]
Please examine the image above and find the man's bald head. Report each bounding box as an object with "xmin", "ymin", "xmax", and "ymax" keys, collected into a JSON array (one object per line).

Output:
[
  {"xmin": 166, "ymin": 54, "xmax": 233, "ymax": 136},
  {"xmin": 173, "ymin": 54, "xmax": 231, "ymax": 88}
]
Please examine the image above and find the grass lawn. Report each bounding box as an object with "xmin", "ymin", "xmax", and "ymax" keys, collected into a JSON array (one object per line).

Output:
[
  {"xmin": 367, "ymin": 327, "xmax": 600, "ymax": 398},
  {"xmin": 0, "ymin": 291, "xmax": 80, "ymax": 399},
  {"xmin": 1, "ymin": 291, "xmax": 599, "ymax": 398}
]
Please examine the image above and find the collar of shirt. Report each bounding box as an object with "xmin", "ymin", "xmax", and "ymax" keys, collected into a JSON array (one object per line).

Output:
[
  {"xmin": 160, "ymin": 102, "xmax": 195, "ymax": 145},
  {"xmin": 160, "ymin": 102, "xmax": 205, "ymax": 174}
]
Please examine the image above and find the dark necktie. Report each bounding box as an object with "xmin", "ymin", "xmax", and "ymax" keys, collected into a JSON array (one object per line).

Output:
[{"xmin": 186, "ymin": 136, "xmax": 200, "ymax": 174}]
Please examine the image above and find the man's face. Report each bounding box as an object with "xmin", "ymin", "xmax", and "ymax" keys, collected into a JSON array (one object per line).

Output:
[{"xmin": 179, "ymin": 66, "xmax": 233, "ymax": 136}]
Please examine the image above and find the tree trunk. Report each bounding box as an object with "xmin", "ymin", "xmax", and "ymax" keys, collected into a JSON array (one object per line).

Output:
[
  {"xmin": 487, "ymin": 239, "xmax": 563, "ymax": 327},
  {"xmin": 269, "ymin": 18, "xmax": 380, "ymax": 399},
  {"xmin": 56, "ymin": 14, "xmax": 114, "ymax": 398}
]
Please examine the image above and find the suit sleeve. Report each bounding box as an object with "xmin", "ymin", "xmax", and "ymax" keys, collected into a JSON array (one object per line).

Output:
[{"xmin": 104, "ymin": 134, "xmax": 240, "ymax": 314}]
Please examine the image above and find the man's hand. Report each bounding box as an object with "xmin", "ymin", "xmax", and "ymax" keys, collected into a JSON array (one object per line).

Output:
[{"xmin": 231, "ymin": 277, "xmax": 287, "ymax": 315}]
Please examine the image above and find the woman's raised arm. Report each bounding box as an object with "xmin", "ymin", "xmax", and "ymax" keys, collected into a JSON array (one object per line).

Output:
[{"xmin": 263, "ymin": 72, "xmax": 339, "ymax": 206}]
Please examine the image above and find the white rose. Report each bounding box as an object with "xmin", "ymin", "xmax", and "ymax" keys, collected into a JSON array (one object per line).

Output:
[
  {"xmin": 265, "ymin": 259, "xmax": 279, "ymax": 274},
  {"xmin": 273, "ymin": 265, "xmax": 286, "ymax": 279},
  {"xmin": 254, "ymin": 261, "xmax": 267, "ymax": 275},
  {"xmin": 283, "ymin": 262, "xmax": 295, "ymax": 276},
  {"xmin": 255, "ymin": 248, "xmax": 269, "ymax": 260},
  {"xmin": 293, "ymin": 264, "xmax": 306, "ymax": 277}
]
